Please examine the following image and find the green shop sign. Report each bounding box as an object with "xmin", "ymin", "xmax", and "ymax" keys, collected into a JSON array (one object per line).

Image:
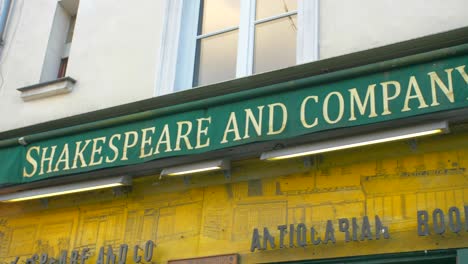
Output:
[{"xmin": 1, "ymin": 52, "xmax": 467, "ymax": 185}]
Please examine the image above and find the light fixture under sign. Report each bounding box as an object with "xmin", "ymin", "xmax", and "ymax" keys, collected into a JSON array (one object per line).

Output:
[
  {"xmin": 260, "ymin": 121, "xmax": 449, "ymax": 160},
  {"xmin": 0, "ymin": 176, "xmax": 131, "ymax": 202},
  {"xmin": 160, "ymin": 159, "xmax": 230, "ymax": 177}
]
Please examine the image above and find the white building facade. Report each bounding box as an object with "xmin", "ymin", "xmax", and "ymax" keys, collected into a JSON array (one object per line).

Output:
[
  {"xmin": 0, "ymin": 1, "xmax": 468, "ymax": 263},
  {"xmin": 0, "ymin": 0, "xmax": 467, "ymax": 131}
]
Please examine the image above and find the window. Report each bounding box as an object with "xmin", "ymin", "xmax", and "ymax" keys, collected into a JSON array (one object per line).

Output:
[
  {"xmin": 57, "ymin": 57, "xmax": 68, "ymax": 79},
  {"xmin": 155, "ymin": 0, "xmax": 318, "ymax": 95},
  {"xmin": 194, "ymin": 0, "xmax": 241, "ymax": 86},
  {"xmin": 40, "ymin": 0, "xmax": 78, "ymax": 82},
  {"xmin": 194, "ymin": 0, "xmax": 299, "ymax": 86},
  {"xmin": 57, "ymin": 15, "xmax": 76, "ymax": 78},
  {"xmin": 253, "ymin": 0, "xmax": 298, "ymax": 74},
  {"xmin": 18, "ymin": 0, "xmax": 78, "ymax": 100}
]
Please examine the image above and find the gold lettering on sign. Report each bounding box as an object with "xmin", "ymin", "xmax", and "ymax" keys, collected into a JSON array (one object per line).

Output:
[
  {"xmin": 428, "ymin": 68, "xmax": 454, "ymax": 106},
  {"xmin": 174, "ymin": 121, "xmax": 194, "ymax": 151},
  {"xmin": 243, "ymin": 106, "xmax": 264, "ymax": 139},
  {"xmin": 401, "ymin": 76, "xmax": 429, "ymax": 112},
  {"xmin": 19, "ymin": 63, "xmax": 467, "ymax": 179},
  {"xmin": 139, "ymin": 127, "xmax": 156, "ymax": 158},
  {"xmin": 300, "ymin": 95, "xmax": 319, "ymax": 128},
  {"xmin": 349, "ymin": 85, "xmax": 377, "ymax": 121},
  {"xmin": 154, "ymin": 124, "xmax": 172, "ymax": 154},
  {"xmin": 23, "ymin": 146, "xmax": 40, "ymax": 177},
  {"xmin": 54, "ymin": 143, "xmax": 70, "ymax": 172},
  {"xmin": 89, "ymin": 137, "xmax": 107, "ymax": 166},
  {"xmin": 381, "ymin": 81, "xmax": 401, "ymax": 115},
  {"xmin": 40, "ymin": 146, "xmax": 57, "ymax": 175},
  {"xmin": 106, "ymin": 134, "xmax": 121, "ymax": 163},
  {"xmin": 267, "ymin": 103, "xmax": 287, "ymax": 135},
  {"xmin": 455, "ymin": 65, "xmax": 468, "ymax": 83},
  {"xmin": 323, "ymin": 92, "xmax": 344, "ymax": 124},
  {"xmin": 221, "ymin": 112, "xmax": 241, "ymax": 143},
  {"xmin": 195, "ymin": 117, "xmax": 211, "ymax": 149},
  {"xmin": 72, "ymin": 140, "xmax": 91, "ymax": 169},
  {"xmin": 121, "ymin": 131, "xmax": 139, "ymax": 161}
]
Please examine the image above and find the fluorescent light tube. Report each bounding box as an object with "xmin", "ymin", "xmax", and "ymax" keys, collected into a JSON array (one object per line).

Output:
[
  {"xmin": 261, "ymin": 121, "xmax": 449, "ymax": 160},
  {"xmin": 161, "ymin": 159, "xmax": 230, "ymax": 176},
  {"xmin": 0, "ymin": 176, "xmax": 131, "ymax": 202}
]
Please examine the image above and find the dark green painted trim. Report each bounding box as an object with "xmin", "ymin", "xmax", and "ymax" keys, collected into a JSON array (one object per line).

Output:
[
  {"xmin": 1, "ymin": 40, "xmax": 468, "ymax": 149},
  {"xmin": 0, "ymin": 26, "xmax": 468, "ymax": 142}
]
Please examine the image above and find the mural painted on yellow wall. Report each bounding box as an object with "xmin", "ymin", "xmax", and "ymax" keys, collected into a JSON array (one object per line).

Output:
[{"xmin": 0, "ymin": 127, "xmax": 467, "ymax": 263}]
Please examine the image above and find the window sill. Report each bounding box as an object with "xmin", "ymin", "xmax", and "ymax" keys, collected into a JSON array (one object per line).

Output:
[{"xmin": 17, "ymin": 77, "xmax": 76, "ymax": 101}]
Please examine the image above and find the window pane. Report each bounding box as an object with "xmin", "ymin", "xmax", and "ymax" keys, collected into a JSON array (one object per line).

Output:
[
  {"xmin": 57, "ymin": 57, "xmax": 68, "ymax": 78},
  {"xmin": 200, "ymin": 0, "xmax": 240, "ymax": 34},
  {"xmin": 194, "ymin": 30, "xmax": 238, "ymax": 86},
  {"xmin": 254, "ymin": 15, "xmax": 297, "ymax": 74},
  {"xmin": 256, "ymin": 0, "xmax": 297, "ymax": 20}
]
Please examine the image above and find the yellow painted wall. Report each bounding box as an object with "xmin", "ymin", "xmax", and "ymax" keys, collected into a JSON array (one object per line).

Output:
[{"xmin": 0, "ymin": 125, "xmax": 467, "ymax": 263}]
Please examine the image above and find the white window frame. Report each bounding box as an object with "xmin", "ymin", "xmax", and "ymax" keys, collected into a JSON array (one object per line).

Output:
[{"xmin": 155, "ymin": 0, "xmax": 319, "ymax": 96}]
